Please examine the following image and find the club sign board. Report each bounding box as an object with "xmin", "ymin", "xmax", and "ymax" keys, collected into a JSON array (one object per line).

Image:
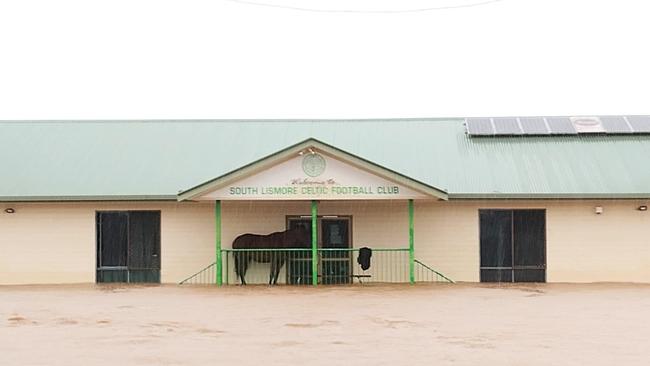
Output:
[{"xmin": 197, "ymin": 152, "xmax": 429, "ymax": 200}]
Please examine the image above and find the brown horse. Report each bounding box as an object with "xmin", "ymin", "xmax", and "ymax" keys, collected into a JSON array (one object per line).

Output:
[{"xmin": 232, "ymin": 226, "xmax": 310, "ymax": 285}]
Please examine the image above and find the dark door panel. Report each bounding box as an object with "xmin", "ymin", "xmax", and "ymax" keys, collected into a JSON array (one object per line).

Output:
[
  {"xmin": 96, "ymin": 211, "xmax": 161, "ymax": 284},
  {"xmin": 97, "ymin": 212, "xmax": 128, "ymax": 268},
  {"xmin": 479, "ymin": 210, "xmax": 513, "ymax": 268},
  {"xmin": 513, "ymin": 210, "xmax": 546, "ymax": 268},
  {"xmin": 479, "ymin": 209, "xmax": 546, "ymax": 283},
  {"xmin": 128, "ymin": 211, "xmax": 161, "ymax": 270},
  {"xmin": 286, "ymin": 216, "xmax": 352, "ymax": 285},
  {"xmin": 96, "ymin": 269, "xmax": 128, "ymax": 283},
  {"xmin": 514, "ymin": 269, "xmax": 546, "ymax": 282},
  {"xmin": 286, "ymin": 219, "xmax": 313, "ymax": 285},
  {"xmin": 480, "ymin": 269, "xmax": 513, "ymax": 283},
  {"xmin": 321, "ymin": 219, "xmax": 351, "ymax": 284}
]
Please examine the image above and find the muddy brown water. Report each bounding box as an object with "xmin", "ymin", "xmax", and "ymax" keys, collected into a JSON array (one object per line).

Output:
[{"xmin": 1, "ymin": 283, "xmax": 649, "ymax": 365}]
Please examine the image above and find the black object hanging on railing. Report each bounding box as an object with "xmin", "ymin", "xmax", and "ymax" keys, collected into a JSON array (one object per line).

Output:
[{"xmin": 357, "ymin": 247, "xmax": 372, "ymax": 270}]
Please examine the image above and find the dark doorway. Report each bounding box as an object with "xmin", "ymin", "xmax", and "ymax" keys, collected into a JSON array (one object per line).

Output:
[
  {"xmin": 96, "ymin": 211, "xmax": 161, "ymax": 283},
  {"xmin": 286, "ymin": 216, "xmax": 352, "ymax": 285},
  {"xmin": 286, "ymin": 218, "xmax": 313, "ymax": 285},
  {"xmin": 479, "ymin": 209, "xmax": 546, "ymax": 283},
  {"xmin": 321, "ymin": 218, "xmax": 351, "ymax": 284}
]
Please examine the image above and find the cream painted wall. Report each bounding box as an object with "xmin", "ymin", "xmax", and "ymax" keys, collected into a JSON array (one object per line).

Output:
[
  {"xmin": 221, "ymin": 200, "xmax": 410, "ymax": 250},
  {"xmin": 414, "ymin": 200, "xmax": 650, "ymax": 283},
  {"xmin": 1, "ymin": 203, "xmax": 96, "ymax": 284},
  {"xmin": 544, "ymin": 200, "xmax": 650, "ymax": 282},
  {"xmin": 1, "ymin": 199, "xmax": 648, "ymax": 284},
  {"xmin": 0, "ymin": 202, "xmax": 214, "ymax": 285}
]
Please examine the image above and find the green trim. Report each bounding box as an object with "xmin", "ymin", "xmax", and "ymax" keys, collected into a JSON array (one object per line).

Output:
[
  {"xmin": 413, "ymin": 259, "xmax": 454, "ymax": 283},
  {"xmin": 0, "ymin": 195, "xmax": 178, "ymax": 202},
  {"xmin": 223, "ymin": 248, "xmax": 311, "ymax": 252},
  {"xmin": 176, "ymin": 138, "xmax": 448, "ymax": 201},
  {"xmin": 215, "ymin": 200, "xmax": 222, "ymax": 286},
  {"xmin": 318, "ymin": 247, "xmax": 409, "ymax": 252},
  {"xmin": 221, "ymin": 247, "xmax": 408, "ymax": 252},
  {"xmin": 408, "ymin": 199, "xmax": 415, "ymax": 284},
  {"xmin": 447, "ymin": 193, "xmax": 650, "ymax": 199},
  {"xmin": 5, "ymin": 192, "xmax": 650, "ymax": 203},
  {"xmin": 179, "ymin": 262, "xmax": 217, "ymax": 285},
  {"xmin": 311, "ymin": 200, "xmax": 318, "ymax": 286}
]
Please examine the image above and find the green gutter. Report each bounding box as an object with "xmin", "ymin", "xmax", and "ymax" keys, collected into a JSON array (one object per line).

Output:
[
  {"xmin": 4, "ymin": 192, "xmax": 650, "ymax": 203},
  {"xmin": 0, "ymin": 195, "xmax": 179, "ymax": 202},
  {"xmin": 447, "ymin": 193, "xmax": 650, "ymax": 200}
]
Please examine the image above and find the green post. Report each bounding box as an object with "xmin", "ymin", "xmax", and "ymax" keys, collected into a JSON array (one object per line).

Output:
[
  {"xmin": 311, "ymin": 200, "xmax": 318, "ymax": 286},
  {"xmin": 215, "ymin": 200, "xmax": 222, "ymax": 286},
  {"xmin": 408, "ymin": 199, "xmax": 415, "ymax": 284}
]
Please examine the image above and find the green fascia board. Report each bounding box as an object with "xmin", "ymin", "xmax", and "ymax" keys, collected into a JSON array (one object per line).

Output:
[
  {"xmin": 449, "ymin": 193, "xmax": 650, "ymax": 200},
  {"xmin": 4, "ymin": 193, "xmax": 650, "ymax": 202},
  {"xmin": 177, "ymin": 138, "xmax": 449, "ymax": 201},
  {"xmin": 0, "ymin": 195, "xmax": 178, "ymax": 202}
]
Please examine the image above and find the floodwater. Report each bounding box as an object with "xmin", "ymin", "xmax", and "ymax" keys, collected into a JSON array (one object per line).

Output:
[{"xmin": 1, "ymin": 283, "xmax": 649, "ymax": 365}]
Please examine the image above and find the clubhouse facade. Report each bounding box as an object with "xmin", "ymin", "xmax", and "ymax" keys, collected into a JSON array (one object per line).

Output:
[{"xmin": 1, "ymin": 117, "xmax": 649, "ymax": 285}]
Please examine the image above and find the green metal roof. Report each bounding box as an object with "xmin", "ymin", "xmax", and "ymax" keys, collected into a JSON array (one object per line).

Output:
[{"xmin": 1, "ymin": 118, "xmax": 650, "ymax": 201}]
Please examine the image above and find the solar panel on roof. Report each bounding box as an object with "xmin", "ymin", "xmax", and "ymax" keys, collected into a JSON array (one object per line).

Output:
[
  {"xmin": 467, "ymin": 115, "xmax": 650, "ymax": 137},
  {"xmin": 492, "ymin": 117, "xmax": 522, "ymax": 135},
  {"xmin": 466, "ymin": 118, "xmax": 494, "ymax": 135},
  {"xmin": 600, "ymin": 116, "xmax": 632, "ymax": 134},
  {"xmin": 519, "ymin": 117, "xmax": 549, "ymax": 134},
  {"xmin": 546, "ymin": 117, "xmax": 577, "ymax": 135},
  {"xmin": 626, "ymin": 116, "xmax": 650, "ymax": 133},
  {"xmin": 570, "ymin": 116, "xmax": 605, "ymax": 134}
]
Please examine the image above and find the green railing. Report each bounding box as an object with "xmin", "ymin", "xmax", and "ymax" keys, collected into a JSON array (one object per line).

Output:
[
  {"xmin": 179, "ymin": 262, "xmax": 217, "ymax": 285},
  {"xmin": 180, "ymin": 248, "xmax": 453, "ymax": 285},
  {"xmin": 222, "ymin": 248, "xmax": 410, "ymax": 285},
  {"xmin": 414, "ymin": 259, "xmax": 454, "ymax": 283}
]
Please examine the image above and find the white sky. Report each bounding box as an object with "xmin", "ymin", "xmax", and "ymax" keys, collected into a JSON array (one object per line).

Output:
[{"xmin": 0, "ymin": 0, "xmax": 648, "ymax": 119}]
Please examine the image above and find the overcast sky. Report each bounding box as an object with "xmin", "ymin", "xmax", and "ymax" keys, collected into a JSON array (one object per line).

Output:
[{"xmin": 0, "ymin": 0, "xmax": 648, "ymax": 119}]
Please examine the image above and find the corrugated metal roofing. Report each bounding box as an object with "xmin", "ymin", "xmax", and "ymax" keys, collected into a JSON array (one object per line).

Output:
[{"xmin": 1, "ymin": 118, "xmax": 650, "ymax": 200}]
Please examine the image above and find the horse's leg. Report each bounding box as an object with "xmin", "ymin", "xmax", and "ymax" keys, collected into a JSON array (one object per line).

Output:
[
  {"xmin": 241, "ymin": 254, "xmax": 249, "ymax": 285},
  {"xmin": 234, "ymin": 252, "xmax": 241, "ymax": 284},
  {"xmin": 269, "ymin": 252, "xmax": 279, "ymax": 286},
  {"xmin": 269, "ymin": 256, "xmax": 276, "ymax": 286},
  {"xmin": 273, "ymin": 257, "xmax": 285, "ymax": 285},
  {"xmin": 235, "ymin": 252, "xmax": 248, "ymax": 285}
]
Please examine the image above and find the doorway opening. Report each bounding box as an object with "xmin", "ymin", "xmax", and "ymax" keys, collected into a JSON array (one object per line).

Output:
[
  {"xmin": 479, "ymin": 209, "xmax": 546, "ymax": 282},
  {"xmin": 286, "ymin": 215, "xmax": 352, "ymax": 284},
  {"xmin": 96, "ymin": 211, "xmax": 161, "ymax": 283}
]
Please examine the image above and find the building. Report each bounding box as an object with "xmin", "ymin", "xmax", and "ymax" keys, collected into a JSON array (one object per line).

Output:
[{"xmin": 1, "ymin": 117, "xmax": 649, "ymax": 285}]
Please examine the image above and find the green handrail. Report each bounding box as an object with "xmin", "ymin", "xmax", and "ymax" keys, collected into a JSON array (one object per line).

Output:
[
  {"xmin": 221, "ymin": 248, "xmax": 410, "ymax": 252},
  {"xmin": 179, "ymin": 262, "xmax": 216, "ymax": 285},
  {"xmin": 222, "ymin": 248, "xmax": 312, "ymax": 252},
  {"xmin": 179, "ymin": 250, "xmax": 454, "ymax": 285},
  {"xmin": 414, "ymin": 259, "xmax": 454, "ymax": 283}
]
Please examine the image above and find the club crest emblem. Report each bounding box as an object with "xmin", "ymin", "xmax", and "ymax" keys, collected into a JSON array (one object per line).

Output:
[{"xmin": 302, "ymin": 153, "xmax": 326, "ymax": 177}]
